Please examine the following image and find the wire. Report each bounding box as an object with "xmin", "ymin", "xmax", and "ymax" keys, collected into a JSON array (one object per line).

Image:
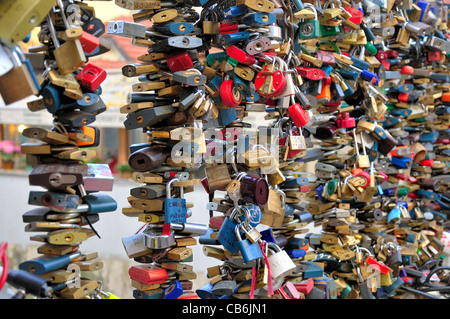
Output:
[{"xmin": 0, "ymin": 242, "xmax": 8, "ymax": 291}]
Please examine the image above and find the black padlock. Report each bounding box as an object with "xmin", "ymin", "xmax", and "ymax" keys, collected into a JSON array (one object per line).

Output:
[
  {"xmin": 377, "ymin": 131, "xmax": 398, "ymax": 156},
  {"xmin": 128, "ymin": 147, "xmax": 170, "ymax": 172}
]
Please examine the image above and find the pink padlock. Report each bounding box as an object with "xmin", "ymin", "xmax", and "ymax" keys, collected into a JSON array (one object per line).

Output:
[{"xmin": 336, "ymin": 112, "xmax": 355, "ymax": 128}]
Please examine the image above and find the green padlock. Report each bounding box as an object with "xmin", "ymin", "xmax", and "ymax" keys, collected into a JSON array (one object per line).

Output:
[
  {"xmin": 298, "ymin": 4, "xmax": 321, "ymax": 39},
  {"xmin": 319, "ymin": 24, "xmax": 341, "ymax": 37}
]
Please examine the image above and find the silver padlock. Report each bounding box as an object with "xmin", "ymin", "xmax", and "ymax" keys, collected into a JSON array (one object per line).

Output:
[
  {"xmin": 143, "ymin": 226, "xmax": 175, "ymax": 249},
  {"xmin": 121, "ymin": 232, "xmax": 152, "ymax": 258},
  {"xmin": 267, "ymin": 25, "xmax": 282, "ymax": 41},
  {"xmin": 266, "ymin": 242, "xmax": 296, "ymax": 281},
  {"xmin": 107, "ymin": 20, "xmax": 146, "ymax": 38}
]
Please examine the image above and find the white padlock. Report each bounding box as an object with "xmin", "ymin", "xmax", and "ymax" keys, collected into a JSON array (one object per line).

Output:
[{"xmin": 267, "ymin": 242, "xmax": 296, "ymax": 280}]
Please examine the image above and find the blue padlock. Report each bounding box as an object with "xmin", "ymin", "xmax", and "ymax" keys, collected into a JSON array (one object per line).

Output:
[
  {"xmin": 416, "ymin": 1, "xmax": 429, "ymax": 21},
  {"xmin": 217, "ymin": 213, "xmax": 241, "ymax": 253},
  {"xmin": 222, "ymin": 5, "xmax": 247, "ymax": 19},
  {"xmin": 218, "ymin": 107, "xmax": 237, "ymax": 126},
  {"xmin": 320, "ymin": 65, "xmax": 333, "ymax": 77},
  {"xmin": 337, "ymin": 68, "xmax": 359, "ymax": 81},
  {"xmin": 350, "ymin": 56, "xmax": 370, "ymax": 70},
  {"xmin": 235, "ymin": 224, "xmax": 263, "ymax": 263},
  {"xmin": 154, "ymin": 22, "xmax": 194, "ymax": 35},
  {"xmin": 419, "ymin": 132, "xmax": 439, "ymax": 143},
  {"xmin": 164, "ymin": 178, "xmax": 187, "ymax": 224},
  {"xmin": 387, "ymin": 207, "xmax": 401, "ymax": 223},
  {"xmin": 219, "ymin": 32, "xmax": 250, "ymax": 45},
  {"xmin": 280, "ymin": 176, "xmax": 309, "ymax": 188},
  {"xmin": 208, "ymin": 75, "xmax": 223, "ymax": 104},
  {"xmin": 242, "ymin": 12, "xmax": 276, "ymax": 26},
  {"xmin": 83, "ymin": 193, "xmax": 117, "ymax": 213},
  {"xmin": 260, "ymin": 227, "xmax": 276, "ymax": 243},
  {"xmin": 284, "ymin": 204, "xmax": 294, "ymax": 216},
  {"xmin": 341, "ymin": 78, "xmax": 354, "ymax": 96},
  {"xmin": 390, "ymin": 156, "xmax": 413, "ymax": 168},
  {"xmin": 286, "ymin": 248, "xmax": 306, "ymax": 258},
  {"xmin": 389, "ymin": 108, "xmax": 411, "ymax": 117},
  {"xmin": 316, "ymin": 184, "xmax": 325, "ymax": 202},
  {"xmin": 382, "ymin": 117, "xmax": 399, "ymax": 128},
  {"xmin": 199, "ymin": 228, "xmax": 220, "ymax": 245},
  {"xmin": 238, "ymin": 204, "xmax": 263, "ymax": 227}
]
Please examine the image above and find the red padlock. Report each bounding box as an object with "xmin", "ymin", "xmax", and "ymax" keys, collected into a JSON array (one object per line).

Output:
[
  {"xmin": 220, "ymin": 79, "xmax": 242, "ymax": 107},
  {"xmin": 400, "ymin": 66, "xmax": 414, "ymax": 75},
  {"xmin": 254, "ymin": 69, "xmax": 286, "ymax": 98},
  {"xmin": 75, "ymin": 63, "xmax": 106, "ymax": 91},
  {"xmin": 79, "ymin": 31, "xmax": 99, "ymax": 54},
  {"xmin": 398, "ymin": 92, "xmax": 409, "ymax": 103},
  {"xmin": 166, "ymin": 51, "xmax": 193, "ymax": 73},
  {"xmin": 380, "ymin": 60, "xmax": 390, "ymax": 70},
  {"xmin": 385, "ymin": 50, "xmax": 399, "ymax": 58},
  {"xmin": 346, "ymin": 7, "xmax": 363, "ymax": 24},
  {"xmin": 375, "ymin": 51, "xmax": 388, "ymax": 61},
  {"xmin": 336, "ymin": 112, "xmax": 355, "ymax": 128},
  {"xmin": 296, "ymin": 67, "xmax": 326, "ymax": 80},
  {"xmin": 226, "ymin": 45, "xmax": 256, "ymax": 65},
  {"xmin": 354, "ymin": 171, "xmax": 370, "ymax": 188},
  {"xmin": 219, "ymin": 22, "xmax": 238, "ymax": 34},
  {"xmin": 128, "ymin": 265, "xmax": 168, "ymax": 285},
  {"xmin": 289, "ymin": 103, "xmax": 310, "ymax": 127},
  {"xmin": 419, "ymin": 159, "xmax": 434, "ymax": 167},
  {"xmin": 428, "ymin": 51, "xmax": 441, "ymax": 61}
]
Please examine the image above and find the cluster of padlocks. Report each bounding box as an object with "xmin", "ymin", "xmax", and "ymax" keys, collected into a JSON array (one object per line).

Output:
[
  {"xmin": 105, "ymin": 0, "xmax": 450, "ymax": 299},
  {"xmin": 1, "ymin": 0, "xmax": 450, "ymax": 300},
  {"xmin": 109, "ymin": 0, "xmax": 214, "ymax": 299},
  {"xmin": 0, "ymin": 0, "xmax": 118, "ymax": 299}
]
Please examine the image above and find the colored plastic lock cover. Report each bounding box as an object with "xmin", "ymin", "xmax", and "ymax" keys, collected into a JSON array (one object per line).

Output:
[
  {"xmin": 289, "ymin": 103, "xmax": 311, "ymax": 127},
  {"xmin": 164, "ymin": 280, "xmax": 184, "ymax": 299}
]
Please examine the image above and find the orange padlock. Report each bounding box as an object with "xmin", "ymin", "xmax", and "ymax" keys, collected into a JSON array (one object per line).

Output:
[{"xmin": 315, "ymin": 80, "xmax": 331, "ymax": 104}]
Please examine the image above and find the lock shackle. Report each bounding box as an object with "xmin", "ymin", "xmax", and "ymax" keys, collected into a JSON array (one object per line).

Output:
[
  {"xmin": 56, "ymin": 0, "xmax": 71, "ymax": 29},
  {"xmin": 355, "ymin": 245, "xmax": 372, "ymax": 257},
  {"xmin": 349, "ymin": 45, "xmax": 365, "ymax": 59},
  {"xmin": 316, "ymin": 40, "xmax": 341, "ymax": 54},
  {"xmin": 266, "ymin": 242, "xmax": 282, "ymax": 253},
  {"xmin": 323, "ymin": 0, "xmax": 342, "ymax": 9},
  {"xmin": 275, "ymin": 117, "xmax": 290, "ymax": 137},
  {"xmin": 225, "ymin": 146, "xmax": 238, "ymax": 173},
  {"xmin": 166, "ymin": 177, "xmax": 182, "ymax": 198},
  {"xmin": 303, "ymin": 3, "xmax": 318, "ymax": 19},
  {"xmin": 234, "ymin": 223, "xmax": 243, "ymax": 241},
  {"xmin": 275, "ymin": 189, "xmax": 286, "ymax": 208},
  {"xmin": 384, "ymin": 242, "xmax": 397, "ymax": 255},
  {"xmin": 46, "ymin": 14, "xmax": 60, "ymax": 48}
]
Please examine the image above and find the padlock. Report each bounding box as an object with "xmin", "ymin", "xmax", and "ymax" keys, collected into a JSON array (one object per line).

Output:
[
  {"xmin": 267, "ymin": 242, "xmax": 296, "ymax": 280},
  {"xmin": 46, "ymin": 12, "xmax": 86, "ymax": 76},
  {"xmin": 289, "ymin": 102, "xmax": 311, "ymax": 127},
  {"xmin": 0, "ymin": 45, "xmax": 40, "ymax": 105},
  {"xmin": 298, "ymin": 5, "xmax": 320, "ymax": 39},
  {"xmin": 164, "ymin": 178, "xmax": 187, "ymax": 224},
  {"xmin": 239, "ymin": 175, "xmax": 269, "ymax": 207},
  {"xmin": 235, "ymin": 223, "xmax": 263, "ymax": 263},
  {"xmin": 220, "ymin": 79, "xmax": 242, "ymax": 108},
  {"xmin": 254, "ymin": 57, "xmax": 287, "ymax": 98},
  {"xmin": 216, "ymin": 210, "xmax": 241, "ymax": 254},
  {"xmin": 75, "ymin": 63, "xmax": 106, "ymax": 91}
]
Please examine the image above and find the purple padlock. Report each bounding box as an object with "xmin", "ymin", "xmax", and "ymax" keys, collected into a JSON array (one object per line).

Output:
[{"xmin": 239, "ymin": 175, "xmax": 269, "ymax": 207}]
